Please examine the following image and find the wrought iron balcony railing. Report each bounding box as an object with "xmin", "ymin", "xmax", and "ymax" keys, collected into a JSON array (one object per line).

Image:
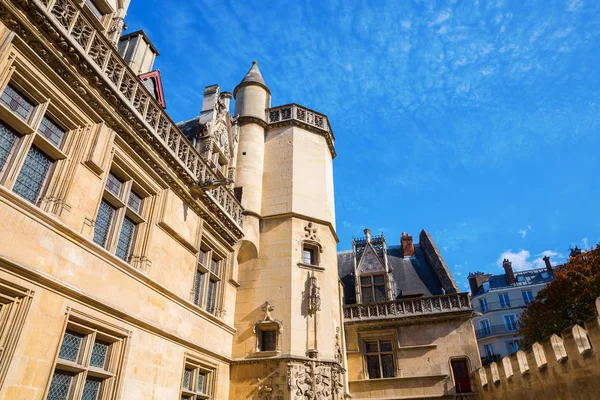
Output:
[
  {"xmin": 473, "ymin": 298, "xmax": 533, "ymax": 314},
  {"xmin": 475, "ymin": 324, "xmax": 519, "ymax": 339},
  {"xmin": 40, "ymin": 0, "xmax": 243, "ymax": 228},
  {"xmin": 343, "ymin": 293, "xmax": 471, "ymax": 322}
]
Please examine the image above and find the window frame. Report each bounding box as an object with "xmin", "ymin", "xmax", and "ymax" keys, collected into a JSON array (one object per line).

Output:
[
  {"xmin": 364, "ymin": 339, "xmax": 396, "ymax": 379},
  {"xmin": 44, "ymin": 310, "xmax": 130, "ymax": 400},
  {"xmin": 503, "ymin": 314, "xmax": 518, "ymax": 332},
  {"xmin": 93, "ymin": 163, "xmax": 150, "ymax": 265},
  {"xmin": 0, "ymin": 76, "xmax": 75, "ymax": 207},
  {"xmin": 180, "ymin": 354, "xmax": 217, "ymax": 400},
  {"xmin": 191, "ymin": 241, "xmax": 224, "ymax": 316},
  {"xmin": 360, "ymin": 273, "xmax": 387, "ymax": 304},
  {"xmin": 522, "ymin": 290, "xmax": 534, "ymax": 305},
  {"xmin": 479, "ymin": 319, "xmax": 491, "ymax": 336},
  {"xmin": 358, "ymin": 331, "xmax": 398, "ymax": 380},
  {"xmin": 498, "ymin": 293, "xmax": 511, "ymax": 309}
]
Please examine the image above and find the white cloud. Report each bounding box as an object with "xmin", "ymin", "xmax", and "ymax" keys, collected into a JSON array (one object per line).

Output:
[
  {"xmin": 582, "ymin": 237, "xmax": 589, "ymax": 250},
  {"xmin": 519, "ymin": 225, "xmax": 531, "ymax": 238},
  {"xmin": 432, "ymin": 11, "xmax": 451, "ymax": 25},
  {"xmin": 401, "ymin": 20, "xmax": 412, "ymax": 29},
  {"xmin": 567, "ymin": 0, "xmax": 583, "ymax": 12},
  {"xmin": 497, "ymin": 249, "xmax": 564, "ymax": 271}
]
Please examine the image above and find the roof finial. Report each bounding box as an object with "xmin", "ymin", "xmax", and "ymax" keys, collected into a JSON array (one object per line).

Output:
[{"xmin": 252, "ymin": 60, "xmax": 258, "ymax": 66}]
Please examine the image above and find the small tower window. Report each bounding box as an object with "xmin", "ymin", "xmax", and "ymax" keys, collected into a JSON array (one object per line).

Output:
[
  {"xmin": 259, "ymin": 329, "xmax": 277, "ymax": 352},
  {"xmin": 301, "ymin": 243, "xmax": 320, "ymax": 266}
]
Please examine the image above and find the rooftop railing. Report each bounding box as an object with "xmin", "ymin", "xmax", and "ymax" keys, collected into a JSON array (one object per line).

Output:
[
  {"xmin": 343, "ymin": 293, "xmax": 471, "ymax": 322},
  {"xmin": 267, "ymin": 104, "xmax": 331, "ymax": 132},
  {"xmin": 475, "ymin": 324, "xmax": 519, "ymax": 339},
  {"xmin": 41, "ymin": 0, "xmax": 243, "ymax": 228}
]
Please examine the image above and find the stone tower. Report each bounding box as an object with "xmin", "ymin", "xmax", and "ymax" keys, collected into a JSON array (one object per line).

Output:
[{"xmin": 231, "ymin": 62, "xmax": 345, "ymax": 399}]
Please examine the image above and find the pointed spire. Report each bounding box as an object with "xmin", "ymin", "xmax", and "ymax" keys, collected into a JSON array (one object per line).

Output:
[{"xmin": 234, "ymin": 60, "xmax": 271, "ymax": 98}]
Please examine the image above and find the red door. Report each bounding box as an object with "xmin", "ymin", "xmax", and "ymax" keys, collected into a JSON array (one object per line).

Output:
[{"xmin": 451, "ymin": 359, "xmax": 471, "ymax": 393}]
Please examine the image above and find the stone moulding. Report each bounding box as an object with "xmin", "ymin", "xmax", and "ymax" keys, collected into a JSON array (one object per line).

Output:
[{"xmin": 0, "ymin": 0, "xmax": 243, "ymax": 245}]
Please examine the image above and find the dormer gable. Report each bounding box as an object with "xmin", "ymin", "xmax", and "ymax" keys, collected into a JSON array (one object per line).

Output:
[{"xmin": 356, "ymin": 243, "xmax": 386, "ymax": 275}]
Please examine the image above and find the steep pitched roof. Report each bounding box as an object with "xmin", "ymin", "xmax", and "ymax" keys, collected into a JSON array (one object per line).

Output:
[
  {"xmin": 338, "ymin": 244, "xmax": 447, "ymax": 305},
  {"xmin": 233, "ymin": 61, "xmax": 271, "ymax": 97}
]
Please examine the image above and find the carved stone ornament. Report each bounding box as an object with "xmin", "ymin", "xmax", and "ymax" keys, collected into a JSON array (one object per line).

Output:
[
  {"xmin": 288, "ymin": 362, "xmax": 344, "ymax": 400},
  {"xmin": 304, "ymin": 222, "xmax": 319, "ymax": 242},
  {"xmin": 334, "ymin": 327, "xmax": 342, "ymax": 364},
  {"xmin": 253, "ymin": 301, "xmax": 283, "ymax": 335},
  {"xmin": 307, "ymin": 274, "xmax": 321, "ymax": 315}
]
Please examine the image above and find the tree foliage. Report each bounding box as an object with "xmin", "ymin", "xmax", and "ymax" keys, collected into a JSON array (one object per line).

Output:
[{"xmin": 518, "ymin": 245, "xmax": 600, "ymax": 347}]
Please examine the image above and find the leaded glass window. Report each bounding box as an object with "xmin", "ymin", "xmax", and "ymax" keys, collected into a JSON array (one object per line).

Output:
[
  {"xmin": 13, "ymin": 146, "xmax": 53, "ymax": 204},
  {"xmin": 0, "ymin": 84, "xmax": 34, "ymax": 121},
  {"xmin": 90, "ymin": 341, "xmax": 109, "ymax": 368},
  {"xmin": 183, "ymin": 368, "xmax": 192, "ymax": 390},
  {"xmin": 127, "ymin": 190, "xmax": 142, "ymax": 213},
  {"xmin": 302, "ymin": 247, "xmax": 315, "ymax": 265},
  {"xmin": 93, "ymin": 200, "xmax": 116, "ymax": 247},
  {"xmin": 206, "ymin": 279, "xmax": 216, "ymax": 314},
  {"xmin": 181, "ymin": 362, "xmax": 213, "ymax": 399},
  {"xmin": 193, "ymin": 269, "xmax": 204, "ymax": 306},
  {"xmin": 105, "ymin": 172, "xmax": 123, "ymax": 197},
  {"xmin": 38, "ymin": 116, "xmax": 66, "ymax": 148},
  {"xmin": 47, "ymin": 371, "xmax": 74, "ymax": 400},
  {"xmin": 210, "ymin": 258, "xmax": 218, "ymax": 274},
  {"xmin": 58, "ymin": 331, "xmax": 84, "ymax": 362},
  {"xmin": 81, "ymin": 377, "xmax": 102, "ymax": 400},
  {"xmin": 198, "ymin": 249, "xmax": 208, "ymax": 266},
  {"xmin": 197, "ymin": 372, "xmax": 206, "ymax": 393},
  {"xmin": 365, "ymin": 340, "xmax": 395, "ymax": 379},
  {"xmin": 0, "ymin": 120, "xmax": 18, "ymax": 173},
  {"xmin": 116, "ymin": 217, "xmax": 136, "ymax": 261}
]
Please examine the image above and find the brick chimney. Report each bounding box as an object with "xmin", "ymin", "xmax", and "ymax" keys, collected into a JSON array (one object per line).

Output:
[
  {"xmin": 467, "ymin": 272, "xmax": 492, "ymax": 297},
  {"xmin": 401, "ymin": 232, "xmax": 414, "ymax": 257},
  {"xmin": 503, "ymin": 259, "xmax": 515, "ymax": 285},
  {"xmin": 542, "ymin": 255, "xmax": 552, "ymax": 272}
]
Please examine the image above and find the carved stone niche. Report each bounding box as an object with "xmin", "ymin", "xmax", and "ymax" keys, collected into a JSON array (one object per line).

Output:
[{"xmin": 253, "ymin": 301, "xmax": 283, "ymax": 356}]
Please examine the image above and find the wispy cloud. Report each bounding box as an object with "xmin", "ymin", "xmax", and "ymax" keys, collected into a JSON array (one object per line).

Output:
[
  {"xmin": 497, "ymin": 249, "xmax": 564, "ymax": 271},
  {"xmin": 519, "ymin": 225, "xmax": 532, "ymax": 238}
]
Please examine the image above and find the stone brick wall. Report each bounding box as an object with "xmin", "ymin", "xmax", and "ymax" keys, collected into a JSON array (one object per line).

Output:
[{"xmin": 473, "ymin": 297, "xmax": 600, "ymax": 400}]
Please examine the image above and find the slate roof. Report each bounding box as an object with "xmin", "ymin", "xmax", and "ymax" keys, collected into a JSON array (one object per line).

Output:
[
  {"xmin": 176, "ymin": 117, "xmax": 201, "ymax": 142},
  {"xmin": 473, "ymin": 267, "xmax": 555, "ymax": 297},
  {"xmin": 338, "ymin": 244, "xmax": 446, "ymax": 305}
]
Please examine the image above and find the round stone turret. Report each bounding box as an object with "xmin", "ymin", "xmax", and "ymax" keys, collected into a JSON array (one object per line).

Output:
[{"xmin": 233, "ymin": 61, "xmax": 271, "ymax": 121}]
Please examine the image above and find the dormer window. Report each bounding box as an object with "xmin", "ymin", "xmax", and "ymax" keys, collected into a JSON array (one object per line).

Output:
[{"xmin": 361, "ymin": 274, "xmax": 387, "ymax": 303}]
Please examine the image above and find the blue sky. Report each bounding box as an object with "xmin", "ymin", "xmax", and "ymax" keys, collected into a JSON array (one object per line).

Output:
[{"xmin": 125, "ymin": 0, "xmax": 600, "ymax": 291}]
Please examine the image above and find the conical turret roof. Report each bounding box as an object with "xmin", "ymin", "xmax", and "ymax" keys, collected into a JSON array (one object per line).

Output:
[{"xmin": 233, "ymin": 61, "xmax": 270, "ymax": 98}]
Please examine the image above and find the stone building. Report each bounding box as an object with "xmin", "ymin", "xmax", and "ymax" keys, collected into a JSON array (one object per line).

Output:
[
  {"xmin": 338, "ymin": 230, "xmax": 480, "ymax": 398},
  {"xmin": 0, "ymin": 1, "xmax": 481, "ymax": 399},
  {"xmin": 469, "ymin": 258, "xmax": 554, "ymax": 364}
]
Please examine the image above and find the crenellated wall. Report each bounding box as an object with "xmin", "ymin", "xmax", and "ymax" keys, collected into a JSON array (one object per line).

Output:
[{"xmin": 473, "ymin": 297, "xmax": 600, "ymax": 400}]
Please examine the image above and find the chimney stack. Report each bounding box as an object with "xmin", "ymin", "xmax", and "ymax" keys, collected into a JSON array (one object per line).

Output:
[
  {"xmin": 542, "ymin": 255, "xmax": 552, "ymax": 272},
  {"xmin": 364, "ymin": 228, "xmax": 371, "ymax": 243},
  {"xmin": 503, "ymin": 259, "xmax": 515, "ymax": 285},
  {"xmin": 401, "ymin": 232, "xmax": 414, "ymax": 257}
]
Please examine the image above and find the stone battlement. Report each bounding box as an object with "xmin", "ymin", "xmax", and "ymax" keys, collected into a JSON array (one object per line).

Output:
[{"xmin": 472, "ymin": 297, "xmax": 600, "ymax": 400}]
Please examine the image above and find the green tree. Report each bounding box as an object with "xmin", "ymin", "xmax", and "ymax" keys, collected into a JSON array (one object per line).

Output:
[{"xmin": 518, "ymin": 245, "xmax": 600, "ymax": 347}]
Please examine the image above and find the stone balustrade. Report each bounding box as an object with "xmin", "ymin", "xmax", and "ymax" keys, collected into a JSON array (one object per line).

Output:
[
  {"xmin": 42, "ymin": 0, "xmax": 243, "ymax": 228},
  {"xmin": 343, "ymin": 293, "xmax": 471, "ymax": 322}
]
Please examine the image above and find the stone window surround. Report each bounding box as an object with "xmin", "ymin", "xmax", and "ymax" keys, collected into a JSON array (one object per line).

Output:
[
  {"xmin": 297, "ymin": 239, "xmax": 324, "ymax": 272},
  {"xmin": 43, "ymin": 308, "xmax": 131, "ymax": 400},
  {"xmin": 92, "ymin": 152, "xmax": 155, "ymax": 270},
  {"xmin": 0, "ymin": 57, "xmax": 83, "ymax": 213},
  {"xmin": 358, "ymin": 329, "xmax": 399, "ymax": 380},
  {"xmin": 191, "ymin": 236, "xmax": 227, "ymax": 317},
  {"xmin": 0, "ymin": 278, "xmax": 34, "ymax": 390},
  {"xmin": 180, "ymin": 353, "xmax": 217, "ymax": 400}
]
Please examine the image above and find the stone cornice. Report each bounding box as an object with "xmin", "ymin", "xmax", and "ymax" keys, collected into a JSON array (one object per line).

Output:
[
  {"xmin": 0, "ymin": 0, "xmax": 243, "ymax": 246},
  {"xmin": 261, "ymin": 212, "xmax": 340, "ymax": 243},
  {"xmin": 236, "ymin": 115, "xmax": 268, "ymax": 129}
]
